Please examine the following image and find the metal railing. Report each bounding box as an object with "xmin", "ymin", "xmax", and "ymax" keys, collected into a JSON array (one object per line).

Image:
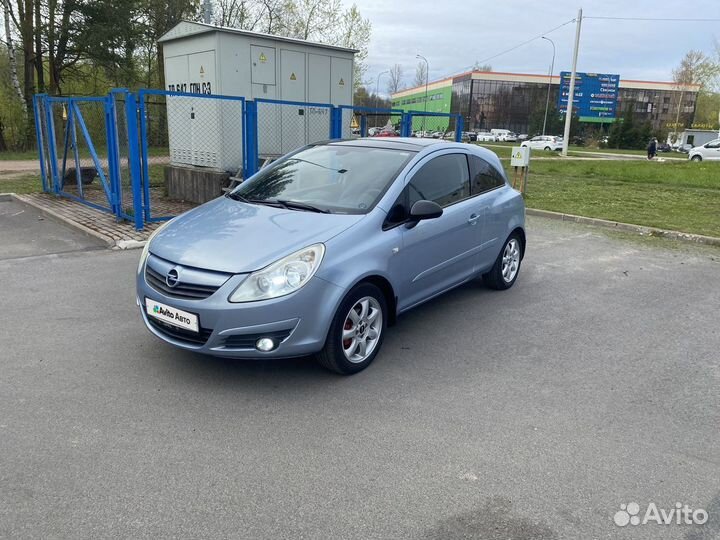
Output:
[{"xmin": 33, "ymin": 91, "xmax": 464, "ymax": 230}]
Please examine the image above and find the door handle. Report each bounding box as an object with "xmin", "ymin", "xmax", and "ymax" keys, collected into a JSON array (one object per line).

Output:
[{"xmin": 467, "ymin": 213, "xmax": 480, "ymax": 225}]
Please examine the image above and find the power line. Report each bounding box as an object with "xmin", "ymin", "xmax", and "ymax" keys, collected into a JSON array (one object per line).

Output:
[
  {"xmin": 585, "ymin": 16, "xmax": 720, "ymax": 22},
  {"xmin": 473, "ymin": 19, "xmax": 576, "ymax": 67},
  {"xmin": 435, "ymin": 19, "xmax": 576, "ymax": 81}
]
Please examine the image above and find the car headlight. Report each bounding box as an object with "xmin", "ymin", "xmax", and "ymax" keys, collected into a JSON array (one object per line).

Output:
[
  {"xmin": 229, "ymin": 244, "xmax": 325, "ymax": 303},
  {"xmin": 137, "ymin": 220, "xmax": 172, "ymax": 275}
]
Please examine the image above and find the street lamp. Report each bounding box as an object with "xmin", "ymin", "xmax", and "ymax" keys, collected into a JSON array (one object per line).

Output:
[
  {"xmin": 541, "ymin": 36, "xmax": 556, "ymax": 136},
  {"xmin": 416, "ymin": 54, "xmax": 429, "ymax": 133},
  {"xmin": 374, "ymin": 69, "xmax": 390, "ymax": 128}
]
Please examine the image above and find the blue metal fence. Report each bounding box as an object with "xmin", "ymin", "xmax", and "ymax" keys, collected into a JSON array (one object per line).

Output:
[{"xmin": 34, "ymin": 91, "xmax": 464, "ymax": 230}]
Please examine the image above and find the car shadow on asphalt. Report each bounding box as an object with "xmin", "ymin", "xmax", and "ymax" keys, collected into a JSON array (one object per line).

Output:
[{"xmin": 153, "ymin": 278, "xmax": 501, "ymax": 389}]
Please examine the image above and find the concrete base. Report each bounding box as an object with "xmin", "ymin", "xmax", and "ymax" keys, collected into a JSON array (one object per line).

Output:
[{"xmin": 165, "ymin": 165, "xmax": 230, "ymax": 204}]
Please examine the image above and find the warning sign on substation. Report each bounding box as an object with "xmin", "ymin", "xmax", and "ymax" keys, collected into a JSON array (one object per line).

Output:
[{"xmin": 290, "ymin": 72, "xmax": 297, "ymax": 81}]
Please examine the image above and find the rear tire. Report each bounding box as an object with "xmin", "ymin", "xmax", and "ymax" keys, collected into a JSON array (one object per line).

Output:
[
  {"xmin": 483, "ymin": 233, "xmax": 523, "ymax": 290},
  {"xmin": 315, "ymin": 283, "xmax": 387, "ymax": 375},
  {"xmin": 544, "ymin": 146, "xmax": 552, "ymax": 151}
]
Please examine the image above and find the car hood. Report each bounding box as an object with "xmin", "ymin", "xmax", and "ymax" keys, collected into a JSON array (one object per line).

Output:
[{"xmin": 149, "ymin": 197, "xmax": 363, "ymax": 273}]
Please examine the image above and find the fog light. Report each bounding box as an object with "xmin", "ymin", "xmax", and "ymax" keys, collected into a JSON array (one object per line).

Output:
[{"xmin": 256, "ymin": 338, "xmax": 275, "ymax": 352}]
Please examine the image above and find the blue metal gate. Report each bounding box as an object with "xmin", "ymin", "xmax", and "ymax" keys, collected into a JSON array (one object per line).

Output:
[
  {"xmin": 36, "ymin": 95, "xmax": 120, "ymax": 215},
  {"xmin": 34, "ymin": 92, "xmax": 464, "ymax": 231}
]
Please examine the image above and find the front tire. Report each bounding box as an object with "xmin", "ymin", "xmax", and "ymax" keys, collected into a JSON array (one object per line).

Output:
[
  {"xmin": 483, "ymin": 233, "xmax": 523, "ymax": 290},
  {"xmin": 544, "ymin": 146, "xmax": 552, "ymax": 151},
  {"xmin": 691, "ymin": 155, "xmax": 702, "ymax": 162},
  {"xmin": 315, "ymin": 283, "xmax": 387, "ymax": 375}
]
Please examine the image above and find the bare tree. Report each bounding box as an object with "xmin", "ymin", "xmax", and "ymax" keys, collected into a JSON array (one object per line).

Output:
[
  {"xmin": 414, "ymin": 61, "xmax": 426, "ymax": 88},
  {"xmin": 386, "ymin": 63, "xmax": 404, "ymax": 95},
  {"xmin": 2, "ymin": 0, "xmax": 25, "ymax": 113},
  {"xmin": 473, "ymin": 62, "xmax": 492, "ymax": 72},
  {"xmin": 671, "ymin": 50, "xmax": 716, "ymax": 138}
]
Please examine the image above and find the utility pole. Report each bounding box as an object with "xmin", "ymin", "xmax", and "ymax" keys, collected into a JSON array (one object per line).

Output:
[
  {"xmin": 416, "ymin": 54, "xmax": 429, "ymax": 133},
  {"xmin": 375, "ymin": 70, "xmax": 389, "ymax": 128},
  {"xmin": 203, "ymin": 0, "xmax": 213, "ymax": 24},
  {"xmin": 562, "ymin": 8, "xmax": 583, "ymax": 156},
  {"xmin": 541, "ymin": 37, "xmax": 556, "ymax": 136}
]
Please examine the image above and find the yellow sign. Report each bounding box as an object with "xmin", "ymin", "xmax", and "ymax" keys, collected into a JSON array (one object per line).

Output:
[
  {"xmin": 259, "ymin": 52, "xmax": 267, "ymax": 63},
  {"xmin": 350, "ymin": 115, "xmax": 359, "ymax": 129},
  {"xmin": 200, "ymin": 66, "xmax": 205, "ymax": 78},
  {"xmin": 290, "ymin": 72, "xmax": 297, "ymax": 81},
  {"xmin": 339, "ymin": 78, "xmax": 345, "ymax": 86}
]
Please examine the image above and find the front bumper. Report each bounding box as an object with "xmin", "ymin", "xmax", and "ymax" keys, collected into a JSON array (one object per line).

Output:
[{"xmin": 136, "ymin": 263, "xmax": 346, "ymax": 358}]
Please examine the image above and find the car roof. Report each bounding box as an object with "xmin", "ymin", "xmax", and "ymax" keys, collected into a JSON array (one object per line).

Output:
[{"xmin": 327, "ymin": 137, "xmax": 450, "ymax": 152}]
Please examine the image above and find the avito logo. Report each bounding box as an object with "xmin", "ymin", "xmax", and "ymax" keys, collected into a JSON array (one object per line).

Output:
[{"xmin": 613, "ymin": 502, "xmax": 708, "ymax": 527}]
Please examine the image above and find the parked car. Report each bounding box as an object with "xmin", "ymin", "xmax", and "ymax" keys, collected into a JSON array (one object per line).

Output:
[
  {"xmin": 517, "ymin": 134, "xmax": 529, "ymax": 141},
  {"xmin": 677, "ymin": 143, "xmax": 693, "ymax": 153},
  {"xmin": 430, "ymin": 131, "xmax": 444, "ymax": 139},
  {"xmin": 521, "ymin": 135, "xmax": 563, "ymax": 151},
  {"xmin": 376, "ymin": 129, "xmax": 399, "ymax": 137},
  {"xmin": 491, "ymin": 129, "xmax": 518, "ymax": 142},
  {"xmin": 464, "ymin": 131, "xmax": 478, "ymax": 142},
  {"xmin": 137, "ymin": 138, "xmax": 526, "ymax": 375},
  {"xmin": 657, "ymin": 142, "xmax": 672, "ymax": 153},
  {"xmin": 475, "ymin": 132, "xmax": 497, "ymax": 142},
  {"xmin": 688, "ymin": 139, "xmax": 720, "ymax": 161}
]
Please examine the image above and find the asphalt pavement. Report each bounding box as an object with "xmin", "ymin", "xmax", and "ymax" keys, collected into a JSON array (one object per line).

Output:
[{"xmin": 1, "ymin": 214, "xmax": 719, "ymax": 539}]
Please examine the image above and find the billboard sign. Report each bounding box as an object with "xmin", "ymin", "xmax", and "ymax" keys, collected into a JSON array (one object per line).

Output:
[{"xmin": 558, "ymin": 72, "xmax": 619, "ymax": 122}]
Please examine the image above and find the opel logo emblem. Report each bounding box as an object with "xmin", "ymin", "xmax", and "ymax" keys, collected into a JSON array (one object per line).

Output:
[{"xmin": 166, "ymin": 268, "xmax": 180, "ymax": 288}]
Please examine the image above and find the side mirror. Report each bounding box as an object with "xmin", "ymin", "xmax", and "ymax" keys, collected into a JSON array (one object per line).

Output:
[{"xmin": 406, "ymin": 200, "xmax": 443, "ymax": 228}]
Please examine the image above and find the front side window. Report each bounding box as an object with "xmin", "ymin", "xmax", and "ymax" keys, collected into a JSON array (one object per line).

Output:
[
  {"xmin": 232, "ymin": 144, "xmax": 414, "ymax": 214},
  {"xmin": 407, "ymin": 154, "xmax": 470, "ymax": 208},
  {"xmin": 705, "ymin": 140, "xmax": 720, "ymax": 149}
]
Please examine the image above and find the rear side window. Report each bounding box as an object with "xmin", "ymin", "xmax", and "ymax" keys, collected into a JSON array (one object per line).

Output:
[
  {"xmin": 407, "ymin": 154, "xmax": 470, "ymax": 208},
  {"xmin": 469, "ymin": 155, "xmax": 505, "ymax": 194}
]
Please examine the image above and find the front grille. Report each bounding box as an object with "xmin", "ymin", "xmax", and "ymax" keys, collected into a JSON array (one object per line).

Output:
[
  {"xmin": 145, "ymin": 264, "xmax": 221, "ymax": 300},
  {"xmin": 147, "ymin": 315, "xmax": 213, "ymax": 346},
  {"xmin": 221, "ymin": 329, "xmax": 293, "ymax": 349}
]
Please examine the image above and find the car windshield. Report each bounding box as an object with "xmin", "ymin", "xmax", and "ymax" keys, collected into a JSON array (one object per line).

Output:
[{"xmin": 231, "ymin": 144, "xmax": 414, "ymax": 214}]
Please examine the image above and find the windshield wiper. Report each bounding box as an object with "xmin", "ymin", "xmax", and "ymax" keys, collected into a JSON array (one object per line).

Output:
[
  {"xmin": 275, "ymin": 199, "xmax": 330, "ymax": 214},
  {"xmin": 226, "ymin": 192, "xmax": 285, "ymax": 208}
]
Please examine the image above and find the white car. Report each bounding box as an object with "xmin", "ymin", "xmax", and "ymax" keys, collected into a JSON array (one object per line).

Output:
[
  {"xmin": 491, "ymin": 129, "xmax": 518, "ymax": 142},
  {"xmin": 475, "ymin": 132, "xmax": 497, "ymax": 142},
  {"xmin": 688, "ymin": 139, "xmax": 720, "ymax": 161},
  {"xmin": 521, "ymin": 135, "xmax": 563, "ymax": 151}
]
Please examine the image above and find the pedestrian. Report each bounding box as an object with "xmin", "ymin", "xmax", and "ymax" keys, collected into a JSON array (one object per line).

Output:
[{"xmin": 647, "ymin": 137, "xmax": 657, "ymax": 160}]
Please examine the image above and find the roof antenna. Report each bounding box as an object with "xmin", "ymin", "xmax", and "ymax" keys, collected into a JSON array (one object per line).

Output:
[{"xmin": 202, "ymin": 0, "xmax": 213, "ymax": 24}]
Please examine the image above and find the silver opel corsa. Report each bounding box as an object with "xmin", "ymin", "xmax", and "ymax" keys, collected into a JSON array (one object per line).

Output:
[{"xmin": 137, "ymin": 138, "xmax": 525, "ymax": 374}]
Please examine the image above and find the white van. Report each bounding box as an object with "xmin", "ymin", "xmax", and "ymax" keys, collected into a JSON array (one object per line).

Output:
[{"xmin": 491, "ymin": 129, "xmax": 518, "ymax": 142}]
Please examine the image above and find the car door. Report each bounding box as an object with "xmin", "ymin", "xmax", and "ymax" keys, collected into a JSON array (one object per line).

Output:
[
  {"xmin": 703, "ymin": 140, "xmax": 720, "ymax": 160},
  {"xmin": 468, "ymin": 154, "xmax": 510, "ymax": 271},
  {"xmin": 388, "ymin": 152, "xmax": 483, "ymax": 312}
]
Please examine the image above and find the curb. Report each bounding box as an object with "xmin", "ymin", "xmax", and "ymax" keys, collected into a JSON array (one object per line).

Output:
[
  {"xmin": 9, "ymin": 193, "xmax": 116, "ymax": 248},
  {"xmin": 526, "ymin": 208, "xmax": 720, "ymax": 247}
]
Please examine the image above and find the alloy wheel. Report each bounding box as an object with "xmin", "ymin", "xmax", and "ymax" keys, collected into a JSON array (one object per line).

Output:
[
  {"xmin": 502, "ymin": 238, "xmax": 521, "ymax": 283},
  {"xmin": 342, "ymin": 296, "xmax": 383, "ymax": 363}
]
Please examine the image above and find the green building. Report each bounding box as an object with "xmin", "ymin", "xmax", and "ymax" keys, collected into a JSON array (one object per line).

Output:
[{"xmin": 392, "ymin": 70, "xmax": 700, "ymax": 135}]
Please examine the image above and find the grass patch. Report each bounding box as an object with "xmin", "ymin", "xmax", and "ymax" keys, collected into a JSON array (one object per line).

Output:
[
  {"xmin": 0, "ymin": 147, "xmax": 169, "ymax": 161},
  {"xmin": 0, "ymin": 174, "xmax": 43, "ymax": 193},
  {"xmin": 512, "ymin": 160, "xmax": 720, "ymax": 237},
  {"xmin": 0, "ymin": 150, "xmax": 41, "ymax": 161}
]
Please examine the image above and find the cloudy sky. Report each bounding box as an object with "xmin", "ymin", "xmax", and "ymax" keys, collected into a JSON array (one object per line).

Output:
[{"xmin": 348, "ymin": 0, "xmax": 720, "ymax": 95}]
